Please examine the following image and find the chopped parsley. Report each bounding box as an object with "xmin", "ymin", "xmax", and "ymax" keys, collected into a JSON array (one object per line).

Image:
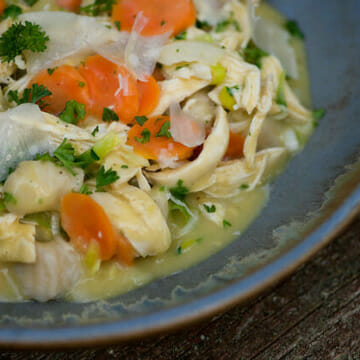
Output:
[
  {"xmin": 75, "ymin": 149, "xmax": 100, "ymax": 169},
  {"xmin": 175, "ymin": 31, "xmax": 187, "ymax": 40},
  {"xmin": 79, "ymin": 184, "xmax": 93, "ymax": 195},
  {"xmin": 223, "ymin": 219, "xmax": 232, "ymax": 229},
  {"xmin": 242, "ymin": 43, "xmax": 269, "ymax": 69},
  {"xmin": 240, "ymin": 184, "xmax": 249, "ymax": 190},
  {"xmin": 225, "ymin": 85, "xmax": 239, "ymax": 97},
  {"xmin": 102, "ymin": 107, "xmax": 119, "ymax": 122},
  {"xmin": 215, "ymin": 17, "xmax": 240, "ymax": 33},
  {"xmin": 203, "ymin": 204, "xmax": 216, "ymax": 213},
  {"xmin": 52, "ymin": 139, "xmax": 78, "ymax": 175},
  {"xmin": 59, "ymin": 100, "xmax": 86, "ymax": 125},
  {"xmin": 156, "ymin": 121, "xmax": 172, "ymax": 138},
  {"xmin": 121, "ymin": 165, "xmax": 129, "ymax": 169},
  {"xmin": 47, "ymin": 67, "xmax": 57, "ymax": 76},
  {"xmin": 0, "ymin": 21, "xmax": 49, "ymax": 63},
  {"xmin": 8, "ymin": 83, "xmax": 52, "ymax": 109},
  {"xmin": 114, "ymin": 21, "xmax": 121, "ymax": 30},
  {"xmin": 160, "ymin": 20, "xmax": 166, "ymax": 26},
  {"xmin": 195, "ymin": 19, "xmax": 212, "ymax": 32},
  {"xmin": 80, "ymin": 0, "xmax": 116, "ymax": 16},
  {"xmin": 312, "ymin": 108, "xmax": 326, "ymax": 127},
  {"xmin": 135, "ymin": 129, "xmax": 151, "ymax": 144},
  {"xmin": 24, "ymin": 0, "xmax": 39, "ymax": 6},
  {"xmin": 169, "ymin": 200, "xmax": 192, "ymax": 223},
  {"xmin": 285, "ymin": 20, "xmax": 305, "ymax": 40},
  {"xmin": 170, "ymin": 180, "xmax": 188, "ymax": 202},
  {"xmin": 96, "ymin": 166, "xmax": 120, "ymax": 191},
  {"xmin": 276, "ymin": 71, "xmax": 287, "ymax": 107},
  {"xmin": 91, "ymin": 126, "xmax": 99, "ymax": 137},
  {"xmin": 134, "ymin": 115, "xmax": 148, "ymax": 126},
  {"xmin": 1, "ymin": 5, "xmax": 22, "ymax": 20},
  {"xmin": 78, "ymin": 81, "xmax": 86, "ymax": 88},
  {"xmin": 3, "ymin": 192, "xmax": 17, "ymax": 205}
]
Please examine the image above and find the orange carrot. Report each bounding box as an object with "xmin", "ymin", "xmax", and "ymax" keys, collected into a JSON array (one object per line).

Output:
[
  {"xmin": 224, "ymin": 131, "xmax": 245, "ymax": 160},
  {"xmin": 137, "ymin": 76, "xmax": 160, "ymax": 116},
  {"xmin": 112, "ymin": 0, "xmax": 196, "ymax": 36},
  {"xmin": 78, "ymin": 55, "xmax": 139, "ymax": 124},
  {"xmin": 29, "ymin": 65, "xmax": 91, "ymax": 115},
  {"xmin": 0, "ymin": 0, "xmax": 5, "ymax": 16},
  {"xmin": 61, "ymin": 193, "xmax": 117, "ymax": 261},
  {"xmin": 115, "ymin": 233, "xmax": 136, "ymax": 266},
  {"xmin": 56, "ymin": 0, "xmax": 82, "ymax": 12},
  {"xmin": 127, "ymin": 116, "xmax": 194, "ymax": 161}
]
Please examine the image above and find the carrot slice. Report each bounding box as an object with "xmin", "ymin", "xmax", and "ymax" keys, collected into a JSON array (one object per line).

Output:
[
  {"xmin": 29, "ymin": 65, "xmax": 91, "ymax": 115},
  {"xmin": 112, "ymin": 0, "xmax": 196, "ymax": 36},
  {"xmin": 224, "ymin": 131, "xmax": 245, "ymax": 160},
  {"xmin": 56, "ymin": 0, "xmax": 82, "ymax": 12},
  {"xmin": 137, "ymin": 76, "xmax": 160, "ymax": 116},
  {"xmin": 61, "ymin": 193, "xmax": 117, "ymax": 261},
  {"xmin": 0, "ymin": 0, "xmax": 5, "ymax": 16},
  {"xmin": 78, "ymin": 55, "xmax": 139, "ymax": 124},
  {"xmin": 127, "ymin": 116, "xmax": 194, "ymax": 161},
  {"xmin": 115, "ymin": 233, "xmax": 135, "ymax": 266}
]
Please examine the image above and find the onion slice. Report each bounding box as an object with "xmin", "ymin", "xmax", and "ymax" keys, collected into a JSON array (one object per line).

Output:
[{"xmin": 169, "ymin": 103, "xmax": 205, "ymax": 147}]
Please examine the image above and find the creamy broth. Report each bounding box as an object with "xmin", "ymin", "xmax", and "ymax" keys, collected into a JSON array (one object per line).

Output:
[{"xmin": 0, "ymin": 1, "xmax": 313, "ymax": 302}]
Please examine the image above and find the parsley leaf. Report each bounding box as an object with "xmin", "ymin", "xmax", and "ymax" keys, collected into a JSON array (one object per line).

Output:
[
  {"xmin": 96, "ymin": 166, "xmax": 120, "ymax": 190},
  {"xmin": 0, "ymin": 21, "xmax": 49, "ymax": 63},
  {"xmin": 59, "ymin": 100, "xmax": 86, "ymax": 125},
  {"xmin": 3, "ymin": 192, "xmax": 17, "ymax": 205},
  {"xmin": 75, "ymin": 149, "xmax": 100, "ymax": 169},
  {"xmin": 80, "ymin": 0, "xmax": 116, "ymax": 16},
  {"xmin": 1, "ymin": 5, "xmax": 22, "ymax": 20},
  {"xmin": 47, "ymin": 67, "xmax": 57, "ymax": 76},
  {"xmin": 240, "ymin": 184, "xmax": 249, "ymax": 190},
  {"xmin": 79, "ymin": 184, "xmax": 93, "ymax": 195},
  {"xmin": 170, "ymin": 180, "xmax": 188, "ymax": 202},
  {"xmin": 242, "ymin": 43, "xmax": 268, "ymax": 68},
  {"xmin": 175, "ymin": 31, "xmax": 187, "ymax": 40},
  {"xmin": 91, "ymin": 126, "xmax": 99, "ymax": 137},
  {"xmin": 134, "ymin": 115, "xmax": 148, "ymax": 126},
  {"xmin": 8, "ymin": 83, "xmax": 52, "ymax": 109},
  {"xmin": 24, "ymin": 0, "xmax": 39, "ymax": 6},
  {"xmin": 156, "ymin": 121, "xmax": 172, "ymax": 138},
  {"xmin": 203, "ymin": 204, "xmax": 216, "ymax": 213},
  {"xmin": 195, "ymin": 19, "xmax": 212, "ymax": 32},
  {"xmin": 285, "ymin": 20, "xmax": 305, "ymax": 40},
  {"xmin": 135, "ymin": 129, "xmax": 151, "ymax": 144},
  {"xmin": 102, "ymin": 107, "xmax": 119, "ymax": 122},
  {"xmin": 225, "ymin": 85, "xmax": 239, "ymax": 97},
  {"xmin": 169, "ymin": 200, "xmax": 192, "ymax": 223},
  {"xmin": 114, "ymin": 21, "xmax": 121, "ymax": 30},
  {"xmin": 223, "ymin": 219, "xmax": 232, "ymax": 228},
  {"xmin": 276, "ymin": 71, "xmax": 287, "ymax": 107},
  {"xmin": 53, "ymin": 139, "xmax": 78, "ymax": 175},
  {"xmin": 313, "ymin": 108, "xmax": 326, "ymax": 120}
]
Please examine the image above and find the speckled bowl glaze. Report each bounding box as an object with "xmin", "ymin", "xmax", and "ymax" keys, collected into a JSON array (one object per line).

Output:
[{"xmin": 0, "ymin": 0, "xmax": 359, "ymax": 348}]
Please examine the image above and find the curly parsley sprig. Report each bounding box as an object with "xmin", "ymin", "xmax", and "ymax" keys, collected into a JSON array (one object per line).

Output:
[{"xmin": 0, "ymin": 21, "xmax": 49, "ymax": 63}]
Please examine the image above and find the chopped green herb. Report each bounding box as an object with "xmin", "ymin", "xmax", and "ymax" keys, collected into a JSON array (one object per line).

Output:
[
  {"xmin": 159, "ymin": 186, "xmax": 166, "ymax": 192},
  {"xmin": 169, "ymin": 200, "xmax": 192, "ymax": 222},
  {"xmin": 53, "ymin": 139, "xmax": 78, "ymax": 176},
  {"xmin": 160, "ymin": 20, "xmax": 166, "ymax": 26},
  {"xmin": 121, "ymin": 165, "xmax": 129, "ymax": 169},
  {"xmin": 240, "ymin": 184, "xmax": 249, "ymax": 189},
  {"xmin": 96, "ymin": 166, "xmax": 120, "ymax": 190},
  {"xmin": 59, "ymin": 100, "xmax": 86, "ymax": 125},
  {"xmin": 176, "ymin": 237, "xmax": 202, "ymax": 254},
  {"xmin": 285, "ymin": 20, "xmax": 305, "ymax": 40},
  {"xmin": 225, "ymin": 85, "xmax": 239, "ymax": 97},
  {"xmin": 195, "ymin": 19, "xmax": 212, "ymax": 32},
  {"xmin": 24, "ymin": 0, "xmax": 39, "ymax": 6},
  {"xmin": 79, "ymin": 184, "xmax": 93, "ymax": 195},
  {"xmin": 80, "ymin": 0, "xmax": 116, "ymax": 16},
  {"xmin": 176, "ymin": 48, "xmax": 180, "ymax": 53},
  {"xmin": 78, "ymin": 81, "xmax": 86, "ymax": 88},
  {"xmin": 3, "ymin": 192, "xmax": 17, "ymax": 205},
  {"xmin": 313, "ymin": 108, "xmax": 326, "ymax": 120},
  {"xmin": 215, "ymin": 15, "xmax": 241, "ymax": 33},
  {"xmin": 223, "ymin": 219, "xmax": 232, "ymax": 228},
  {"xmin": 8, "ymin": 83, "xmax": 52, "ymax": 109},
  {"xmin": 276, "ymin": 71, "xmax": 287, "ymax": 107},
  {"xmin": 242, "ymin": 43, "xmax": 268, "ymax": 68},
  {"xmin": 203, "ymin": 204, "xmax": 216, "ymax": 213},
  {"xmin": 134, "ymin": 115, "xmax": 148, "ymax": 126},
  {"xmin": 114, "ymin": 21, "xmax": 121, "ymax": 30},
  {"xmin": 135, "ymin": 129, "xmax": 151, "ymax": 144},
  {"xmin": 170, "ymin": 180, "xmax": 188, "ymax": 202},
  {"xmin": 91, "ymin": 126, "xmax": 99, "ymax": 137},
  {"xmin": 47, "ymin": 67, "xmax": 57, "ymax": 76},
  {"xmin": 175, "ymin": 64, "xmax": 190, "ymax": 70},
  {"xmin": 175, "ymin": 31, "xmax": 187, "ymax": 40},
  {"xmin": 75, "ymin": 149, "xmax": 100, "ymax": 169},
  {"xmin": 1, "ymin": 5, "xmax": 22, "ymax": 20},
  {"xmin": 0, "ymin": 21, "xmax": 49, "ymax": 63},
  {"xmin": 102, "ymin": 107, "xmax": 119, "ymax": 122},
  {"xmin": 156, "ymin": 121, "xmax": 172, "ymax": 138}
]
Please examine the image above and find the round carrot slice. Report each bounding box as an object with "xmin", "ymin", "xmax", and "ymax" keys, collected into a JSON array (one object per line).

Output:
[
  {"xmin": 137, "ymin": 76, "xmax": 160, "ymax": 116},
  {"xmin": 127, "ymin": 116, "xmax": 194, "ymax": 161},
  {"xmin": 112, "ymin": 0, "xmax": 196, "ymax": 36},
  {"xmin": 29, "ymin": 65, "xmax": 91, "ymax": 115},
  {"xmin": 78, "ymin": 55, "xmax": 139, "ymax": 124},
  {"xmin": 0, "ymin": 0, "xmax": 5, "ymax": 16},
  {"xmin": 61, "ymin": 193, "xmax": 117, "ymax": 261}
]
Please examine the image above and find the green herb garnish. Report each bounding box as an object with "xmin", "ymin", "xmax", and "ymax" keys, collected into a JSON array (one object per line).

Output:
[
  {"xmin": 102, "ymin": 107, "xmax": 119, "ymax": 123},
  {"xmin": 8, "ymin": 83, "xmax": 52, "ymax": 109},
  {"xmin": 96, "ymin": 166, "xmax": 120, "ymax": 190},
  {"xmin": 285, "ymin": 20, "xmax": 305, "ymax": 40},
  {"xmin": 59, "ymin": 100, "xmax": 86, "ymax": 125},
  {"xmin": 135, "ymin": 129, "xmax": 151, "ymax": 144},
  {"xmin": 156, "ymin": 121, "xmax": 172, "ymax": 138},
  {"xmin": 134, "ymin": 115, "xmax": 148, "ymax": 126}
]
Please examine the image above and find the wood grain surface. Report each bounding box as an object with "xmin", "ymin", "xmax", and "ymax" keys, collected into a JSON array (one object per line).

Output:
[{"xmin": 1, "ymin": 216, "xmax": 360, "ymax": 359}]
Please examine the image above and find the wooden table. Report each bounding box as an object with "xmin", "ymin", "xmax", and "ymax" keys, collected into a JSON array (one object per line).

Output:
[{"xmin": 2, "ymin": 216, "xmax": 360, "ymax": 359}]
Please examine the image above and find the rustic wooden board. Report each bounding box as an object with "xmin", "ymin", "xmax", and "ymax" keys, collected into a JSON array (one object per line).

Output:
[{"xmin": 1, "ymin": 216, "xmax": 360, "ymax": 359}]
